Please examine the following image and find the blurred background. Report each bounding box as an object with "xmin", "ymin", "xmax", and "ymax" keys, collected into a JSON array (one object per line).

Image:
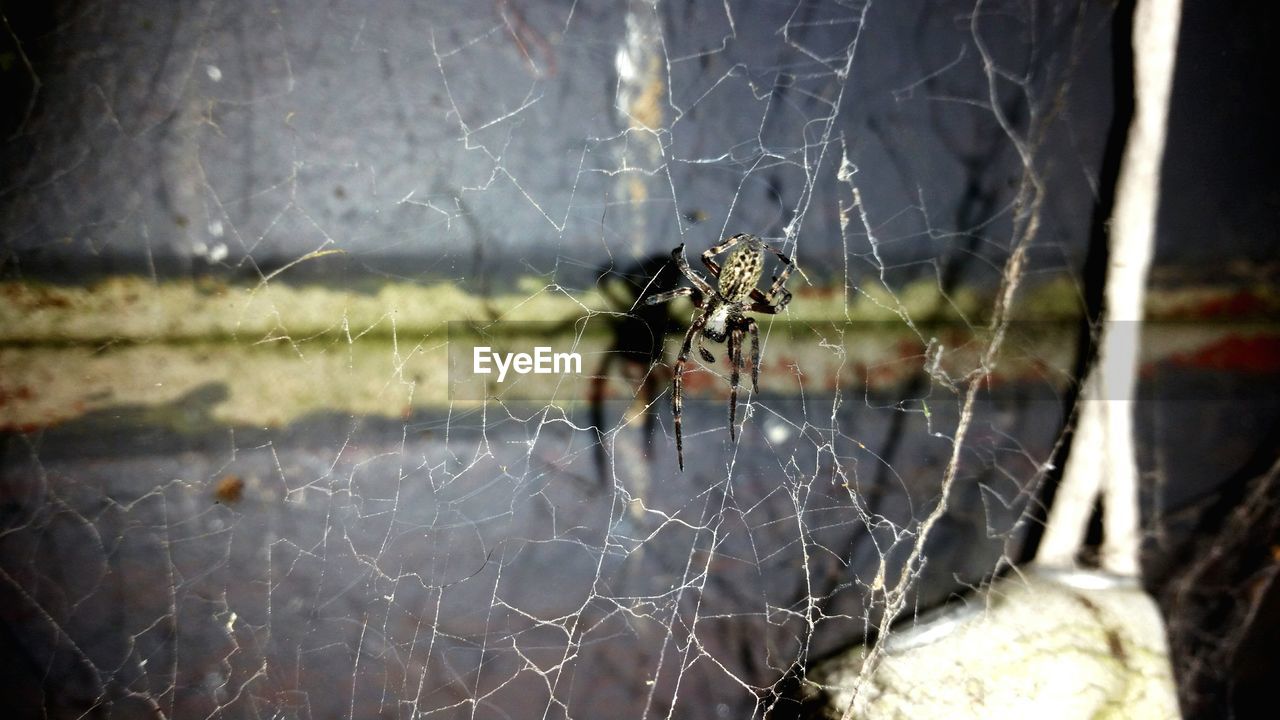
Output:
[{"xmin": 1, "ymin": 1, "xmax": 1276, "ymax": 717}]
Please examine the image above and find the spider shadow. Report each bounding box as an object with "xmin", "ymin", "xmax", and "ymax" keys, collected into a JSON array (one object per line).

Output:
[{"xmin": 585, "ymin": 253, "xmax": 686, "ymax": 486}]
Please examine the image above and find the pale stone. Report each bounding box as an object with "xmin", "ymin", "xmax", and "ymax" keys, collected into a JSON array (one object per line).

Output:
[{"xmin": 814, "ymin": 568, "xmax": 1180, "ymax": 719}]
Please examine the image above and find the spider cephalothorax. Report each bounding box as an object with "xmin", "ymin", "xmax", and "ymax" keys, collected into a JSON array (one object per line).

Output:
[{"xmin": 645, "ymin": 233, "xmax": 795, "ymax": 470}]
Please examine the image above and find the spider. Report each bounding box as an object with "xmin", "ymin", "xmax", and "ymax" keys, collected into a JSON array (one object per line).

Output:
[{"xmin": 645, "ymin": 233, "xmax": 796, "ymax": 471}]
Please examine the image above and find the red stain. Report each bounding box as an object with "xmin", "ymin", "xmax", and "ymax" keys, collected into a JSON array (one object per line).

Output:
[
  {"xmin": 894, "ymin": 337, "xmax": 925, "ymax": 360},
  {"xmin": 1186, "ymin": 290, "xmax": 1270, "ymax": 319},
  {"xmin": 0, "ymin": 285, "xmax": 73, "ymax": 310},
  {"xmin": 679, "ymin": 368, "xmax": 718, "ymax": 393},
  {"xmin": 866, "ymin": 362, "xmax": 903, "ymax": 387},
  {"xmin": 0, "ymin": 385, "xmax": 35, "ymax": 407},
  {"xmin": 982, "ymin": 372, "xmax": 1008, "ymax": 391},
  {"xmin": 1164, "ymin": 335, "xmax": 1280, "ymax": 374},
  {"xmin": 214, "ymin": 475, "xmax": 245, "ymax": 504}
]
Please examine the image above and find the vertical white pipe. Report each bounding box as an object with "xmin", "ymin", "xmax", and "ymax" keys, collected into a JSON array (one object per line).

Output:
[
  {"xmin": 1037, "ymin": 0, "xmax": 1183, "ymax": 576},
  {"xmin": 1098, "ymin": 0, "xmax": 1183, "ymax": 576}
]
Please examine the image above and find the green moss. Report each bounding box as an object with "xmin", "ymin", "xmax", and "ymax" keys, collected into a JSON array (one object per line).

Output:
[
  {"xmin": 3, "ymin": 273, "xmax": 1272, "ymax": 431},
  {"xmin": 0, "ymin": 276, "xmax": 613, "ymax": 343}
]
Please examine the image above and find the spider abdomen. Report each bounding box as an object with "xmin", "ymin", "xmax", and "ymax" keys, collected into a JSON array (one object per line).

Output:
[
  {"xmin": 703, "ymin": 302, "xmax": 732, "ymax": 342},
  {"xmin": 717, "ymin": 242, "xmax": 764, "ymax": 301}
]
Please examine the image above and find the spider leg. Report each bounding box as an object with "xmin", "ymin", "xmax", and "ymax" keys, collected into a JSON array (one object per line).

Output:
[
  {"xmin": 758, "ymin": 242, "xmax": 796, "ymax": 280},
  {"xmin": 753, "ymin": 243, "xmax": 796, "ymax": 309},
  {"xmin": 727, "ymin": 322, "xmax": 744, "ymax": 442},
  {"xmin": 671, "ymin": 243, "xmax": 714, "ymax": 296},
  {"xmin": 701, "ymin": 232, "xmax": 752, "ymax": 277},
  {"xmin": 744, "ymin": 316, "xmax": 760, "ymax": 393},
  {"xmin": 644, "ymin": 286, "xmax": 698, "ymax": 306},
  {"xmin": 672, "ymin": 315, "xmax": 707, "ymax": 471},
  {"xmin": 761, "ymin": 281, "xmax": 793, "ymax": 312},
  {"xmin": 746, "ymin": 296, "xmax": 789, "ymax": 315},
  {"xmin": 748, "ymin": 286, "xmax": 789, "ymax": 314},
  {"xmin": 746, "ymin": 260, "xmax": 793, "ymax": 311},
  {"xmin": 750, "ymin": 285, "xmax": 791, "ymax": 308},
  {"xmin": 698, "ymin": 343, "xmax": 715, "ymax": 363}
]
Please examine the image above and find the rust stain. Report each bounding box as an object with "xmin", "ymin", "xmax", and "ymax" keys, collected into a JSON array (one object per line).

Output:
[
  {"xmin": 678, "ymin": 367, "xmax": 718, "ymax": 393},
  {"xmin": 496, "ymin": 0, "xmax": 558, "ymax": 78},
  {"xmin": 630, "ymin": 55, "xmax": 664, "ymax": 131},
  {"xmin": 2, "ymin": 283, "xmax": 75, "ymax": 311},
  {"xmin": 1105, "ymin": 627, "xmax": 1128, "ymax": 664},
  {"xmin": 0, "ymin": 385, "xmax": 35, "ymax": 408},
  {"xmin": 1184, "ymin": 289, "xmax": 1272, "ymax": 319},
  {"xmin": 627, "ymin": 176, "xmax": 648, "ymax": 204},
  {"xmin": 214, "ymin": 475, "xmax": 245, "ymax": 504},
  {"xmin": 1163, "ymin": 335, "xmax": 1280, "ymax": 374}
]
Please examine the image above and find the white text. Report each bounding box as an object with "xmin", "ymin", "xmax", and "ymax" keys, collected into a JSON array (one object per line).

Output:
[{"xmin": 473, "ymin": 346, "xmax": 583, "ymax": 382}]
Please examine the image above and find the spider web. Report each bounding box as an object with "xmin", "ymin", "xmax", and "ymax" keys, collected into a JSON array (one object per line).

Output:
[{"xmin": 1, "ymin": 1, "xmax": 1270, "ymax": 718}]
